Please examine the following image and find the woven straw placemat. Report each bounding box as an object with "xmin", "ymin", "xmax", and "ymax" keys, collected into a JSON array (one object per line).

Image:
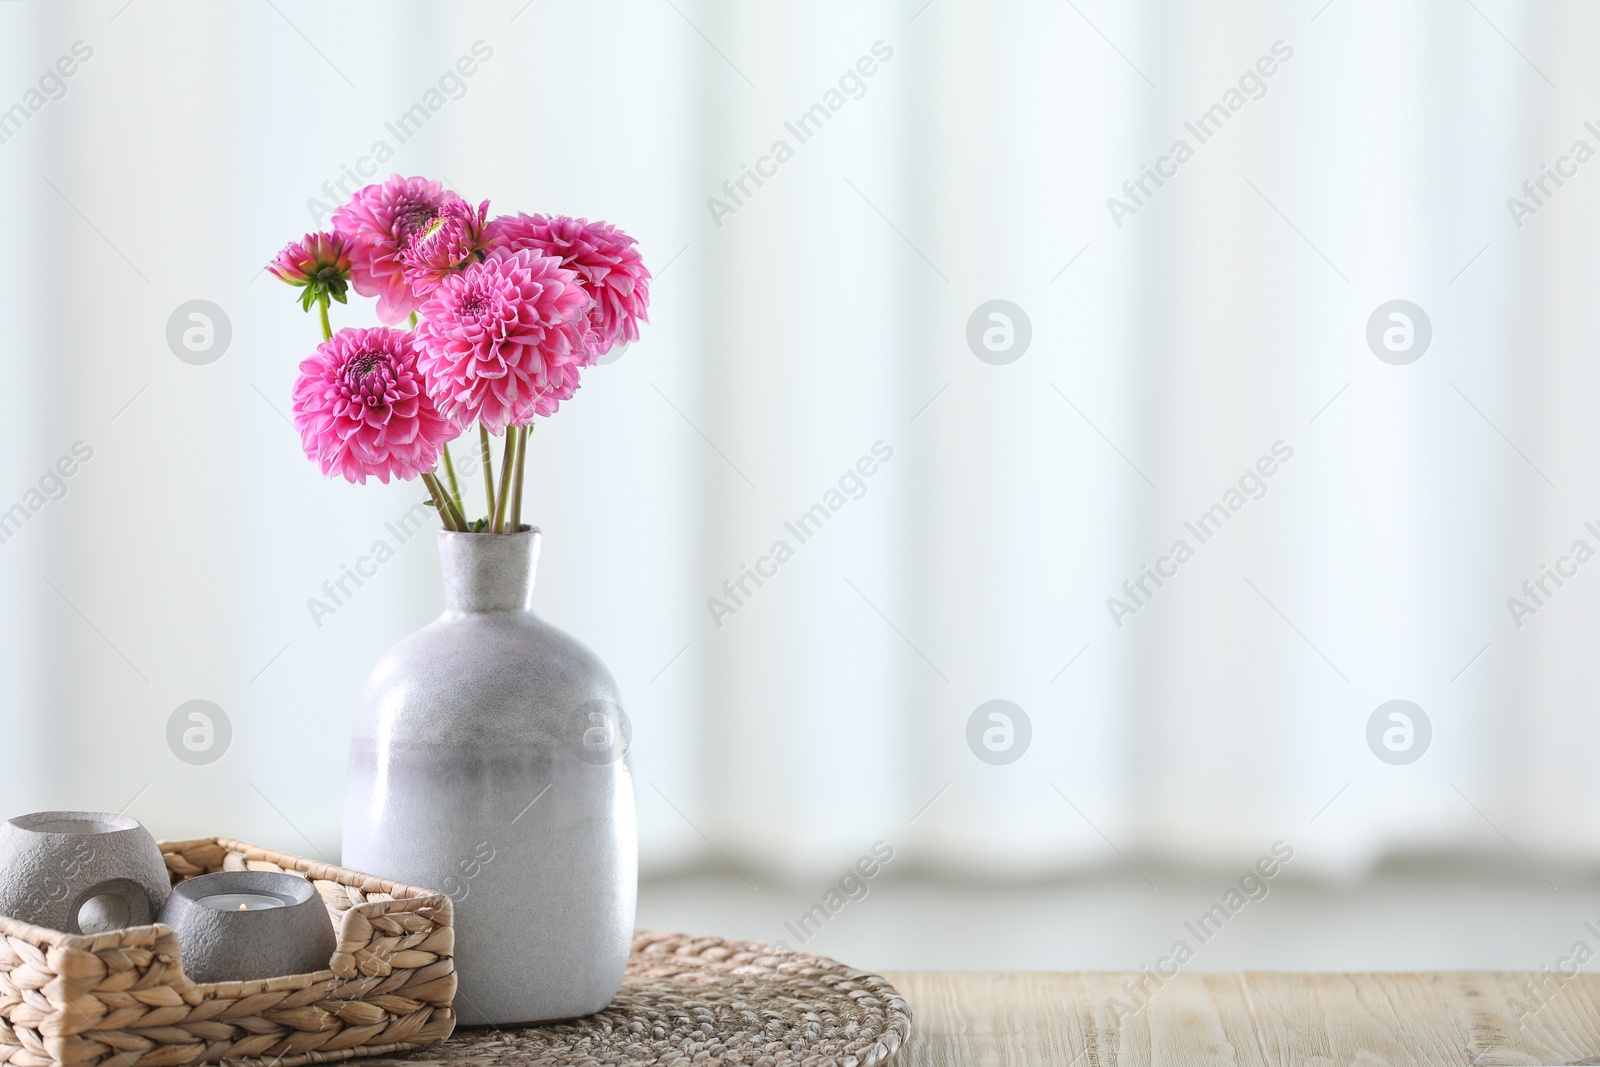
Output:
[{"xmin": 368, "ymin": 930, "xmax": 911, "ymax": 1067}]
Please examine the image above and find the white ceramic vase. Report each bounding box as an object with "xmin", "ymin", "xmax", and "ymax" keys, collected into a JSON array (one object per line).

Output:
[{"xmin": 341, "ymin": 529, "xmax": 636, "ymax": 1026}]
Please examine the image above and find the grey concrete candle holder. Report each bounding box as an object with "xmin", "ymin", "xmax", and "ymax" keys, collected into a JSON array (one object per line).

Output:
[
  {"xmin": 0, "ymin": 811, "xmax": 170, "ymax": 934},
  {"xmin": 158, "ymin": 871, "xmax": 337, "ymax": 984}
]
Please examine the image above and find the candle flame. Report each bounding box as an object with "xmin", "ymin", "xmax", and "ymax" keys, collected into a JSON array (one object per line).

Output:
[{"xmin": 239, "ymin": 904, "xmax": 247, "ymax": 911}]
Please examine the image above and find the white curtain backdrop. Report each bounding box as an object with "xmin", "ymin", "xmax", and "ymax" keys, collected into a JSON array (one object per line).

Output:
[{"xmin": 2, "ymin": 0, "xmax": 1598, "ymax": 885}]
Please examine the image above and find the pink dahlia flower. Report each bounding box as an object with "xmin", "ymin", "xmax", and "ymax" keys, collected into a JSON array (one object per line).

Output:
[
  {"xmin": 268, "ymin": 232, "xmax": 352, "ymax": 311},
  {"xmin": 332, "ymin": 175, "xmax": 450, "ymax": 324},
  {"xmin": 415, "ymin": 248, "xmax": 590, "ymax": 432},
  {"xmin": 485, "ymin": 213, "xmax": 650, "ymax": 360},
  {"xmin": 401, "ymin": 197, "xmax": 492, "ymax": 298},
  {"xmin": 292, "ymin": 327, "xmax": 454, "ymax": 484}
]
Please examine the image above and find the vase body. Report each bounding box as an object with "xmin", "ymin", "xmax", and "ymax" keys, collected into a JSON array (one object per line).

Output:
[{"xmin": 342, "ymin": 529, "xmax": 636, "ymax": 1026}]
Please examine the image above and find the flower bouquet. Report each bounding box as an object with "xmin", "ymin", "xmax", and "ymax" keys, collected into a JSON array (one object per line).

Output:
[
  {"xmin": 269, "ymin": 176, "xmax": 651, "ymax": 1024},
  {"xmin": 270, "ymin": 174, "xmax": 650, "ymax": 530}
]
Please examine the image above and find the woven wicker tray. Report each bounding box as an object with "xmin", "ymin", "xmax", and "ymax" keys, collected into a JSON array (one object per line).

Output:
[
  {"xmin": 0, "ymin": 837, "xmax": 456, "ymax": 1067},
  {"xmin": 365, "ymin": 931, "xmax": 911, "ymax": 1067}
]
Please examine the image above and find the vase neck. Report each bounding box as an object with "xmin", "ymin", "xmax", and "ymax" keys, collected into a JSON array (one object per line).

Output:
[{"xmin": 438, "ymin": 528, "xmax": 540, "ymax": 612}]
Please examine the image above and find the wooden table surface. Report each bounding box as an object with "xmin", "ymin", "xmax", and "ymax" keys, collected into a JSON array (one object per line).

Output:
[{"xmin": 883, "ymin": 971, "xmax": 1600, "ymax": 1066}]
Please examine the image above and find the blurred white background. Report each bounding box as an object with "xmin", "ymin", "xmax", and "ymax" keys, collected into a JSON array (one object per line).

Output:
[{"xmin": 3, "ymin": 0, "xmax": 1600, "ymax": 972}]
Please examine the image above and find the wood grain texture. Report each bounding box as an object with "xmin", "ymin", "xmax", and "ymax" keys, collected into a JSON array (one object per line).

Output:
[
  {"xmin": 369, "ymin": 970, "xmax": 1600, "ymax": 1065},
  {"xmin": 882, "ymin": 971, "xmax": 1600, "ymax": 1066}
]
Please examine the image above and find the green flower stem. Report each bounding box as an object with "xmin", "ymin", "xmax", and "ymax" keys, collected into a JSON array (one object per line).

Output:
[
  {"xmin": 422, "ymin": 473, "xmax": 462, "ymax": 531},
  {"xmin": 478, "ymin": 423, "xmax": 496, "ymax": 525},
  {"xmin": 440, "ymin": 476, "xmax": 468, "ymax": 530},
  {"xmin": 441, "ymin": 443, "xmax": 465, "ymax": 518},
  {"xmin": 317, "ymin": 293, "xmax": 332, "ymax": 341},
  {"xmin": 510, "ymin": 424, "xmax": 530, "ymax": 533},
  {"xmin": 493, "ymin": 429, "xmax": 516, "ymax": 533},
  {"xmin": 409, "ymin": 311, "xmax": 419, "ymax": 329}
]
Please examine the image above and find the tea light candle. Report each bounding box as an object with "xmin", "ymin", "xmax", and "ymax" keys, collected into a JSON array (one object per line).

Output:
[
  {"xmin": 195, "ymin": 892, "xmax": 289, "ymax": 912},
  {"xmin": 158, "ymin": 871, "xmax": 336, "ymax": 983}
]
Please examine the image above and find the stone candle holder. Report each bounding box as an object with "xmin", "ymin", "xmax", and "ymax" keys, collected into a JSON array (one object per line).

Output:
[
  {"xmin": 0, "ymin": 810, "xmax": 170, "ymax": 933},
  {"xmin": 158, "ymin": 870, "xmax": 337, "ymax": 983}
]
